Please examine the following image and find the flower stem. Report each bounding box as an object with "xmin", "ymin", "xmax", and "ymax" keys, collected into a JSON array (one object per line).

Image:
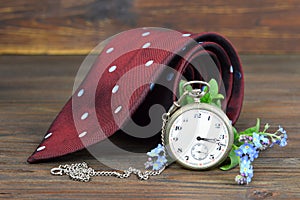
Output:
[{"xmin": 259, "ymin": 132, "xmax": 281, "ymax": 140}]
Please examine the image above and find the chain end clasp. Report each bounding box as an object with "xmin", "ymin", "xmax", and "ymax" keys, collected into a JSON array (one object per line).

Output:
[{"xmin": 51, "ymin": 167, "xmax": 64, "ymax": 176}]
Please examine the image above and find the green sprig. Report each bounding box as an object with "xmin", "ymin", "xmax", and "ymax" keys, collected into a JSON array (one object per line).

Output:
[{"xmin": 179, "ymin": 79, "xmax": 224, "ymax": 108}]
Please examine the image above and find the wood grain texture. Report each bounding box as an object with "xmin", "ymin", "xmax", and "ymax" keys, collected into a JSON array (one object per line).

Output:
[
  {"xmin": 0, "ymin": 55, "xmax": 300, "ymax": 199},
  {"xmin": 1, "ymin": 0, "xmax": 300, "ymax": 55}
]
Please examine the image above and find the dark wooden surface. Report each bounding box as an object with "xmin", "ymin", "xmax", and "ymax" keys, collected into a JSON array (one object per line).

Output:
[
  {"xmin": 1, "ymin": 0, "xmax": 300, "ymax": 55},
  {"xmin": 0, "ymin": 55, "xmax": 300, "ymax": 199}
]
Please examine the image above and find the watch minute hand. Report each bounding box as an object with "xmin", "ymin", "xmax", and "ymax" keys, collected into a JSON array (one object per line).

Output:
[{"xmin": 200, "ymin": 137, "xmax": 219, "ymax": 143}]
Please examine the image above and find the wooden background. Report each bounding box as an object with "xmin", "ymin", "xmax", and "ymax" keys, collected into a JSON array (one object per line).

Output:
[
  {"xmin": 0, "ymin": 55, "xmax": 299, "ymax": 199},
  {"xmin": 1, "ymin": 0, "xmax": 300, "ymax": 55},
  {"xmin": 1, "ymin": 1, "xmax": 300, "ymax": 199}
]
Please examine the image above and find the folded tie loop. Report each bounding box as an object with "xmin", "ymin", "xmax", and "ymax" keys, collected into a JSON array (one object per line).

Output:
[{"xmin": 28, "ymin": 28, "xmax": 243, "ymax": 163}]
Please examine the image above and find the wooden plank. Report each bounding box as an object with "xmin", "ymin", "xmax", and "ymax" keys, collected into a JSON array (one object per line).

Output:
[
  {"xmin": 1, "ymin": 1, "xmax": 300, "ymax": 55},
  {"xmin": 0, "ymin": 55, "xmax": 299, "ymax": 199}
]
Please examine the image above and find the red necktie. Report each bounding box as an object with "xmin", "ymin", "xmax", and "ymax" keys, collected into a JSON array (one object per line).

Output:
[{"xmin": 27, "ymin": 28, "xmax": 244, "ymax": 163}]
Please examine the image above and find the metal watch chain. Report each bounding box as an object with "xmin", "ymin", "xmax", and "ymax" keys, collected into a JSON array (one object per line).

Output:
[
  {"xmin": 50, "ymin": 81, "xmax": 209, "ymax": 182},
  {"xmin": 50, "ymin": 112, "xmax": 169, "ymax": 182}
]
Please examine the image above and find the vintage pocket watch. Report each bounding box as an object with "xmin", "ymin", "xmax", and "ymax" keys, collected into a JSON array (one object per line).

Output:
[{"xmin": 163, "ymin": 81, "xmax": 234, "ymax": 170}]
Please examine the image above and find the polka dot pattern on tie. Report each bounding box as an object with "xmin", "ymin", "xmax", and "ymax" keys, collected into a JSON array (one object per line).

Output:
[
  {"xmin": 27, "ymin": 28, "xmax": 244, "ymax": 163},
  {"xmin": 142, "ymin": 32, "xmax": 150, "ymax": 37},
  {"xmin": 114, "ymin": 106, "xmax": 122, "ymax": 114},
  {"xmin": 142, "ymin": 42, "xmax": 151, "ymax": 48},
  {"xmin": 145, "ymin": 60, "xmax": 154, "ymax": 67},
  {"xmin": 44, "ymin": 132, "xmax": 52, "ymax": 139},
  {"xmin": 182, "ymin": 33, "xmax": 191, "ymax": 37},
  {"xmin": 230, "ymin": 65, "xmax": 233, "ymax": 73},
  {"xmin": 108, "ymin": 65, "xmax": 117, "ymax": 73},
  {"xmin": 37, "ymin": 146, "xmax": 46, "ymax": 152},
  {"xmin": 112, "ymin": 85, "xmax": 119, "ymax": 94},
  {"xmin": 106, "ymin": 47, "xmax": 114, "ymax": 54},
  {"xmin": 167, "ymin": 72, "xmax": 174, "ymax": 81},
  {"xmin": 81, "ymin": 112, "xmax": 89, "ymax": 120},
  {"xmin": 77, "ymin": 89, "xmax": 84, "ymax": 97},
  {"xmin": 79, "ymin": 131, "xmax": 87, "ymax": 138}
]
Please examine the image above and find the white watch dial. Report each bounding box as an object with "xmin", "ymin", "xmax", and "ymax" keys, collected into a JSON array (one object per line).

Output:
[{"xmin": 166, "ymin": 104, "xmax": 232, "ymax": 170}]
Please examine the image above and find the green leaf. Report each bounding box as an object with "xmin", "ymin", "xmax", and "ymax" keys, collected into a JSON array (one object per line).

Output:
[
  {"xmin": 233, "ymin": 127, "xmax": 239, "ymax": 142},
  {"xmin": 208, "ymin": 79, "xmax": 218, "ymax": 96},
  {"xmin": 179, "ymin": 80, "xmax": 194, "ymax": 105},
  {"xmin": 211, "ymin": 97, "xmax": 223, "ymax": 109},
  {"xmin": 239, "ymin": 118, "xmax": 261, "ymax": 135},
  {"xmin": 220, "ymin": 145, "xmax": 240, "ymax": 171},
  {"xmin": 200, "ymin": 93, "xmax": 211, "ymax": 104},
  {"xmin": 253, "ymin": 118, "xmax": 260, "ymax": 133},
  {"xmin": 179, "ymin": 80, "xmax": 185, "ymax": 97},
  {"xmin": 239, "ymin": 128, "xmax": 254, "ymax": 135},
  {"xmin": 185, "ymin": 96, "xmax": 194, "ymax": 104},
  {"xmin": 213, "ymin": 93, "xmax": 224, "ymax": 100},
  {"xmin": 207, "ymin": 79, "xmax": 224, "ymax": 109},
  {"xmin": 263, "ymin": 122, "xmax": 270, "ymax": 133}
]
